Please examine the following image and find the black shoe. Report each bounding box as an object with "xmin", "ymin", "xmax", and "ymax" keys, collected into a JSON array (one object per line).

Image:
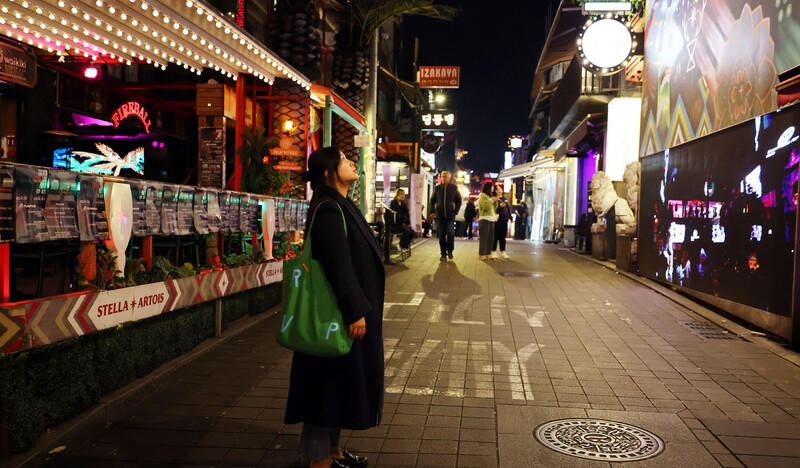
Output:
[
  {"xmin": 447, "ymin": 251, "xmax": 453, "ymax": 259},
  {"xmin": 333, "ymin": 449, "xmax": 368, "ymax": 468},
  {"xmin": 440, "ymin": 255, "xmax": 447, "ymax": 261}
]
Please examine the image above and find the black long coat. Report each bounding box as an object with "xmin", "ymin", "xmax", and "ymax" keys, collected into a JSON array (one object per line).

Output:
[{"xmin": 284, "ymin": 187, "xmax": 385, "ymax": 430}]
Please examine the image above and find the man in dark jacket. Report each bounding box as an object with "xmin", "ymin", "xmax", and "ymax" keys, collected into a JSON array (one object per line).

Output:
[{"xmin": 429, "ymin": 171, "xmax": 462, "ymax": 261}]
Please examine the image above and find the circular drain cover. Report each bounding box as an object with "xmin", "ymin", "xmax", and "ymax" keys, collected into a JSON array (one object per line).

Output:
[{"xmin": 535, "ymin": 419, "xmax": 664, "ymax": 461}]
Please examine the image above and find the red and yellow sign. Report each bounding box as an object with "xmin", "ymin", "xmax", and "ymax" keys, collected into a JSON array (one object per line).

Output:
[{"xmin": 418, "ymin": 66, "xmax": 460, "ymax": 88}]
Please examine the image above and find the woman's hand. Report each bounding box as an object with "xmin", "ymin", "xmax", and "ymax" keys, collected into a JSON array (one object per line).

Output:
[{"xmin": 349, "ymin": 317, "xmax": 366, "ymax": 339}]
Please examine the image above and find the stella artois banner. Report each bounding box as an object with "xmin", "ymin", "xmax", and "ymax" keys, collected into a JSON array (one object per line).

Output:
[{"xmin": 0, "ymin": 261, "xmax": 283, "ymax": 354}]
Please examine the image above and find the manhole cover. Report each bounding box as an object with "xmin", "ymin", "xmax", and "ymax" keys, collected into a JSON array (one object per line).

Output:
[
  {"xmin": 679, "ymin": 321, "xmax": 737, "ymax": 340},
  {"xmin": 535, "ymin": 418, "xmax": 664, "ymax": 461},
  {"xmin": 501, "ymin": 271, "xmax": 546, "ymax": 278}
]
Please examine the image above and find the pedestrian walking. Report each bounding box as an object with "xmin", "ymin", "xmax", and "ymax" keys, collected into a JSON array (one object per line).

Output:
[
  {"xmin": 514, "ymin": 200, "xmax": 529, "ymax": 240},
  {"xmin": 390, "ymin": 188, "xmax": 415, "ymax": 255},
  {"xmin": 492, "ymin": 186, "xmax": 512, "ymax": 259},
  {"xmin": 429, "ymin": 170, "xmax": 462, "ymax": 261},
  {"xmin": 286, "ymin": 146, "xmax": 384, "ymax": 468},
  {"xmin": 464, "ymin": 198, "xmax": 477, "ymax": 239},
  {"xmin": 455, "ymin": 199, "xmax": 467, "ymax": 237},
  {"xmin": 478, "ymin": 182, "xmax": 498, "ymax": 260}
]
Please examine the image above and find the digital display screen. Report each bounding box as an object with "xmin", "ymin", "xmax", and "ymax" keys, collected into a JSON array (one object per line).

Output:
[{"xmin": 639, "ymin": 106, "xmax": 800, "ymax": 316}]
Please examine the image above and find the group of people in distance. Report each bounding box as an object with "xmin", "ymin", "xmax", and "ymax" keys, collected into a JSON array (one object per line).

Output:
[{"xmin": 388, "ymin": 170, "xmax": 526, "ymax": 262}]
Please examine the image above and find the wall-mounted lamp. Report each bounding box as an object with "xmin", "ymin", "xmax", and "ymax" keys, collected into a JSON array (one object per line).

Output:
[{"xmin": 283, "ymin": 119, "xmax": 294, "ymax": 133}]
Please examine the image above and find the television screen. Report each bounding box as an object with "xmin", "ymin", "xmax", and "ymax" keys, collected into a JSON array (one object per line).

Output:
[{"xmin": 639, "ymin": 106, "xmax": 800, "ymax": 316}]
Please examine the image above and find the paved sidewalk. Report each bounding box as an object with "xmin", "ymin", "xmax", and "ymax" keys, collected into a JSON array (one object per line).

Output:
[{"xmin": 14, "ymin": 239, "xmax": 800, "ymax": 467}]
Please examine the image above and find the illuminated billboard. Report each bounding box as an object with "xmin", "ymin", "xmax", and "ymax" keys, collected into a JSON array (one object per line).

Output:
[{"xmin": 639, "ymin": 105, "xmax": 800, "ymax": 315}]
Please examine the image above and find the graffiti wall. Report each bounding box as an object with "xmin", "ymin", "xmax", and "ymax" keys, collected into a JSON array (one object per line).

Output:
[{"xmin": 641, "ymin": 0, "xmax": 800, "ymax": 156}]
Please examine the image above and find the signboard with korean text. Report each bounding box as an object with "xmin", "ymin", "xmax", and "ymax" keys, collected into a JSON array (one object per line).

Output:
[
  {"xmin": 418, "ymin": 66, "xmax": 460, "ymax": 88},
  {"xmin": 420, "ymin": 111, "xmax": 457, "ymax": 130}
]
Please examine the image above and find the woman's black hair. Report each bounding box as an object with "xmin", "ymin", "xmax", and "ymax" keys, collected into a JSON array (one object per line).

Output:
[
  {"xmin": 303, "ymin": 146, "xmax": 344, "ymax": 237},
  {"xmin": 482, "ymin": 182, "xmax": 493, "ymax": 196}
]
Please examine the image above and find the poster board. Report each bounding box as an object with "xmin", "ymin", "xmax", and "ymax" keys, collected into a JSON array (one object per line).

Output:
[
  {"xmin": 160, "ymin": 184, "xmax": 179, "ymax": 236},
  {"xmin": 176, "ymin": 186, "xmax": 195, "ymax": 236},
  {"xmin": 14, "ymin": 166, "xmax": 49, "ymax": 243},
  {"xmin": 77, "ymin": 174, "xmax": 109, "ymax": 241},
  {"xmin": 44, "ymin": 169, "xmax": 79, "ymax": 240}
]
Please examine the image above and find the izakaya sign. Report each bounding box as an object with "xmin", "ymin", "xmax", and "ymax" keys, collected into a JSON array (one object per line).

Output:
[
  {"xmin": 418, "ymin": 66, "xmax": 460, "ymax": 88},
  {"xmin": 111, "ymin": 101, "xmax": 152, "ymax": 133}
]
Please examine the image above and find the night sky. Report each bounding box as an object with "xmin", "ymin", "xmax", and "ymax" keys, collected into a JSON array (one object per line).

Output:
[{"xmin": 404, "ymin": 0, "xmax": 559, "ymax": 173}]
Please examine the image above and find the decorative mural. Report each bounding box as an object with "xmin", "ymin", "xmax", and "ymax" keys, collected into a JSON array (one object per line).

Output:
[{"xmin": 641, "ymin": 0, "xmax": 800, "ymax": 156}]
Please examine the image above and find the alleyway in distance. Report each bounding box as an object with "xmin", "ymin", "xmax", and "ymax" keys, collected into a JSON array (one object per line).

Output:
[{"xmin": 15, "ymin": 239, "xmax": 800, "ymax": 467}]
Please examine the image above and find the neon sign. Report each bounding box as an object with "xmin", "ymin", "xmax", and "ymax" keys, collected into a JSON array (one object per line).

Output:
[
  {"xmin": 236, "ymin": 0, "xmax": 245, "ymax": 27},
  {"xmin": 110, "ymin": 101, "xmax": 151, "ymax": 133}
]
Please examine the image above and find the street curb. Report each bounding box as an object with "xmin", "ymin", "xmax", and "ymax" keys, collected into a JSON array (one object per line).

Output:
[
  {"xmin": 7, "ymin": 305, "xmax": 281, "ymax": 468},
  {"xmin": 568, "ymin": 248, "xmax": 800, "ymax": 369}
]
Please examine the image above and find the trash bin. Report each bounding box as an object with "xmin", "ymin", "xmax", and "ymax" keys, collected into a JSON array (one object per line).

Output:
[{"xmin": 590, "ymin": 223, "xmax": 607, "ymax": 260}]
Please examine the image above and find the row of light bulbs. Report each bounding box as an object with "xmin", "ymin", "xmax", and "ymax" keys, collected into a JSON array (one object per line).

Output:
[{"xmin": 0, "ymin": 0, "xmax": 311, "ymax": 90}]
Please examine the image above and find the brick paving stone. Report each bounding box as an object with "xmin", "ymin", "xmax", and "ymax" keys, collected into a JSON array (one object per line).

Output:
[{"xmin": 19, "ymin": 240, "xmax": 800, "ymax": 467}]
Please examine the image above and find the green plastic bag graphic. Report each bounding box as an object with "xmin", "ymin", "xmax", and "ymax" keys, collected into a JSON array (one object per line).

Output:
[{"xmin": 276, "ymin": 202, "xmax": 353, "ymax": 357}]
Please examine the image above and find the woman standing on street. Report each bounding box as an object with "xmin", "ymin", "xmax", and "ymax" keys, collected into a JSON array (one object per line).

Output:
[
  {"xmin": 478, "ymin": 181, "xmax": 498, "ymax": 260},
  {"xmin": 492, "ymin": 185, "xmax": 512, "ymax": 259},
  {"xmin": 285, "ymin": 147, "xmax": 384, "ymax": 468}
]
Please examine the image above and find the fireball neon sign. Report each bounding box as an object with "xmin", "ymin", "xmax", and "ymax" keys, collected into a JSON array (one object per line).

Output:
[{"xmin": 110, "ymin": 101, "xmax": 152, "ymax": 133}]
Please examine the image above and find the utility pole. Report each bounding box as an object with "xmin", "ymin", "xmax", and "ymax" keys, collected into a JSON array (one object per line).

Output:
[{"xmin": 364, "ymin": 29, "xmax": 380, "ymax": 219}]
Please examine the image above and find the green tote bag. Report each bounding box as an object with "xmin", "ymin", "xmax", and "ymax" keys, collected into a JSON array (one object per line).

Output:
[{"xmin": 276, "ymin": 201, "xmax": 353, "ymax": 357}]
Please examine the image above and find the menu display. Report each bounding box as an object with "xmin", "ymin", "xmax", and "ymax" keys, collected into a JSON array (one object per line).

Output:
[
  {"xmin": 44, "ymin": 169, "xmax": 79, "ymax": 240},
  {"xmin": 2, "ymin": 162, "xmax": 311, "ymax": 251},
  {"xmin": 199, "ymin": 127, "xmax": 225, "ymax": 188},
  {"xmin": 77, "ymin": 174, "xmax": 109, "ymax": 241},
  {"xmin": 0, "ymin": 165, "xmax": 14, "ymax": 243},
  {"xmin": 176, "ymin": 186, "xmax": 194, "ymax": 236},
  {"xmin": 14, "ymin": 165, "xmax": 49, "ymax": 243},
  {"xmin": 161, "ymin": 184, "xmax": 179, "ymax": 235}
]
